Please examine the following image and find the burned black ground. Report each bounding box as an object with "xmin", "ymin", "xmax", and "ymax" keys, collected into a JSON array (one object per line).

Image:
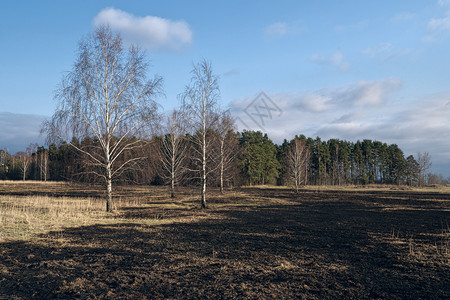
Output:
[{"xmin": 0, "ymin": 185, "xmax": 449, "ymax": 299}]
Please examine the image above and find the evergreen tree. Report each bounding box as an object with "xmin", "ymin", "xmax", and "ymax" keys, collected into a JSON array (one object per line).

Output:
[
  {"xmin": 276, "ymin": 139, "xmax": 290, "ymax": 185},
  {"xmin": 388, "ymin": 144, "xmax": 406, "ymax": 185},
  {"xmin": 338, "ymin": 140, "xmax": 351, "ymax": 185},
  {"xmin": 239, "ymin": 131, "xmax": 280, "ymax": 185},
  {"xmin": 352, "ymin": 141, "xmax": 364, "ymax": 184},
  {"xmin": 405, "ymin": 155, "xmax": 419, "ymax": 186}
]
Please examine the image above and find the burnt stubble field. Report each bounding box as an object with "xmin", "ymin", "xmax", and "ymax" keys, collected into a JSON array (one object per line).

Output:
[{"xmin": 0, "ymin": 182, "xmax": 449, "ymax": 299}]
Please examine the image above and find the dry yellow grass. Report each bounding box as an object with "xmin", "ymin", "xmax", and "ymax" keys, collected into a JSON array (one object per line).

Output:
[
  {"xmin": 0, "ymin": 181, "xmax": 216, "ymax": 242},
  {"xmin": 0, "ymin": 193, "xmax": 201, "ymax": 242},
  {"xmin": 0, "ymin": 195, "xmax": 107, "ymax": 241}
]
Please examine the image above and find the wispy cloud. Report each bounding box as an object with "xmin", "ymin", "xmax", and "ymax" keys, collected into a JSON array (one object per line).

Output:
[
  {"xmin": 390, "ymin": 12, "xmax": 416, "ymax": 23},
  {"xmin": 438, "ymin": 0, "xmax": 450, "ymax": 7},
  {"xmin": 423, "ymin": 10, "xmax": 450, "ymax": 42},
  {"xmin": 264, "ymin": 22, "xmax": 305, "ymax": 39},
  {"xmin": 223, "ymin": 69, "xmax": 240, "ymax": 77},
  {"xmin": 363, "ymin": 42, "xmax": 394, "ymax": 56},
  {"xmin": 363, "ymin": 42, "xmax": 411, "ymax": 62},
  {"xmin": 310, "ymin": 51, "xmax": 350, "ymax": 71},
  {"xmin": 334, "ymin": 20, "xmax": 368, "ymax": 33},
  {"xmin": 0, "ymin": 112, "xmax": 46, "ymax": 154},
  {"xmin": 265, "ymin": 22, "xmax": 288, "ymax": 38},
  {"xmin": 93, "ymin": 7, "xmax": 193, "ymax": 52}
]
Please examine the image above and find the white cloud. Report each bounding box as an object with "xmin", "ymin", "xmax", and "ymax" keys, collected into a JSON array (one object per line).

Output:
[
  {"xmin": 310, "ymin": 51, "xmax": 350, "ymax": 71},
  {"xmin": 232, "ymin": 78, "xmax": 401, "ymax": 133},
  {"xmin": 232, "ymin": 79, "xmax": 400, "ymax": 140},
  {"xmin": 231, "ymin": 84, "xmax": 450, "ymax": 175},
  {"xmin": 428, "ymin": 13, "xmax": 450, "ymax": 31},
  {"xmin": 423, "ymin": 11, "xmax": 450, "ymax": 42},
  {"xmin": 342, "ymin": 79, "xmax": 402, "ymax": 106},
  {"xmin": 93, "ymin": 7, "xmax": 193, "ymax": 52},
  {"xmin": 301, "ymin": 93, "xmax": 333, "ymax": 112}
]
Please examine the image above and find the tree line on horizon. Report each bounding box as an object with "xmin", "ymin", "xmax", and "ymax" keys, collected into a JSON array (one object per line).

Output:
[{"xmin": 0, "ymin": 131, "xmax": 442, "ymax": 188}]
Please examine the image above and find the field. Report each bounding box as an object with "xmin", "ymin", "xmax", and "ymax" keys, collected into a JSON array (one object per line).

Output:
[{"xmin": 0, "ymin": 181, "xmax": 449, "ymax": 299}]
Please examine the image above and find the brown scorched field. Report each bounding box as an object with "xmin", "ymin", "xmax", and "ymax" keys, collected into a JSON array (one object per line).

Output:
[{"xmin": 0, "ymin": 181, "xmax": 449, "ymax": 299}]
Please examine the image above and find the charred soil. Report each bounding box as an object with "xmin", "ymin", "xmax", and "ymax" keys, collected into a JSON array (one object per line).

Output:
[{"xmin": 0, "ymin": 184, "xmax": 449, "ymax": 299}]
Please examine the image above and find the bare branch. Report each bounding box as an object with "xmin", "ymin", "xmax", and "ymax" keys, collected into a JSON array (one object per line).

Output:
[
  {"xmin": 179, "ymin": 60, "xmax": 220, "ymax": 208},
  {"xmin": 43, "ymin": 25, "xmax": 162, "ymax": 212}
]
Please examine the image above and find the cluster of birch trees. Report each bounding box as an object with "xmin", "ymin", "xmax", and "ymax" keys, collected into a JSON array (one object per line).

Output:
[
  {"xmin": 41, "ymin": 26, "xmax": 236, "ymax": 210},
  {"xmin": 0, "ymin": 145, "xmax": 49, "ymax": 181},
  {"xmin": 0, "ymin": 26, "xmax": 444, "ymax": 212}
]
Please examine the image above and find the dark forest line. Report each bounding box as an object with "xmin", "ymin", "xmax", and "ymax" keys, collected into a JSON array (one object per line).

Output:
[{"xmin": 0, "ymin": 130, "xmax": 444, "ymax": 187}]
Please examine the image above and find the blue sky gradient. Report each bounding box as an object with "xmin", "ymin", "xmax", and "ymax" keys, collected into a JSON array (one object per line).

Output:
[{"xmin": 1, "ymin": 1, "xmax": 450, "ymax": 175}]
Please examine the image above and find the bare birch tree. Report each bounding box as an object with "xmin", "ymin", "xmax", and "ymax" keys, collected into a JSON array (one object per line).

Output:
[
  {"xmin": 181, "ymin": 60, "xmax": 220, "ymax": 208},
  {"xmin": 15, "ymin": 145, "xmax": 35, "ymax": 181},
  {"xmin": 215, "ymin": 111, "xmax": 238, "ymax": 193},
  {"xmin": 37, "ymin": 147, "xmax": 49, "ymax": 181},
  {"xmin": 417, "ymin": 152, "xmax": 432, "ymax": 186},
  {"xmin": 287, "ymin": 137, "xmax": 311, "ymax": 193},
  {"xmin": 160, "ymin": 110, "xmax": 187, "ymax": 198},
  {"xmin": 43, "ymin": 26, "xmax": 162, "ymax": 212},
  {"xmin": 39, "ymin": 151, "xmax": 49, "ymax": 181},
  {"xmin": 15, "ymin": 151, "xmax": 31, "ymax": 181}
]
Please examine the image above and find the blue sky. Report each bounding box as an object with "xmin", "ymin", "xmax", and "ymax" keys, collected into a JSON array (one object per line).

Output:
[{"xmin": 1, "ymin": 1, "xmax": 450, "ymax": 176}]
